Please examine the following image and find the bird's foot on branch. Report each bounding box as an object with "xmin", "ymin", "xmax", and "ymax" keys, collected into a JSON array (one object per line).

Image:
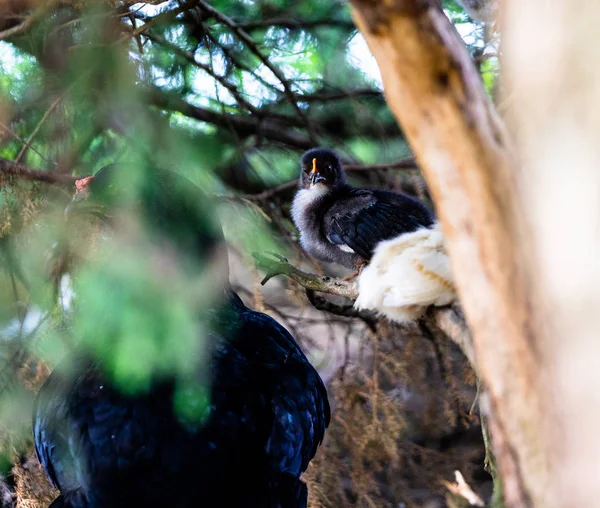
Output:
[
  {"xmin": 342, "ymin": 271, "xmax": 359, "ymax": 282},
  {"xmin": 342, "ymin": 261, "xmax": 368, "ymax": 281}
]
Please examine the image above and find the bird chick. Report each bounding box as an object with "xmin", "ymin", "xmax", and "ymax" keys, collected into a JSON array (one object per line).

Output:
[
  {"xmin": 354, "ymin": 223, "xmax": 456, "ymax": 322},
  {"xmin": 291, "ymin": 148, "xmax": 434, "ymax": 274}
]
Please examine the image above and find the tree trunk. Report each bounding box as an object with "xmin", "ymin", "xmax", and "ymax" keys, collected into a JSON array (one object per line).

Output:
[
  {"xmin": 503, "ymin": 2, "xmax": 600, "ymax": 507},
  {"xmin": 349, "ymin": 1, "xmax": 549, "ymax": 506}
]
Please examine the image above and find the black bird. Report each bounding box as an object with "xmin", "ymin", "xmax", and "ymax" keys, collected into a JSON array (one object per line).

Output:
[
  {"xmin": 34, "ymin": 163, "xmax": 330, "ymax": 507},
  {"xmin": 291, "ymin": 148, "xmax": 434, "ymax": 274}
]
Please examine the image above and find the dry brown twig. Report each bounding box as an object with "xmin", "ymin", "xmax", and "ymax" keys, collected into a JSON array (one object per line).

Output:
[
  {"xmin": 0, "ymin": 158, "xmax": 79, "ymax": 186},
  {"xmin": 0, "ymin": 121, "xmax": 53, "ymax": 165},
  {"xmin": 0, "ymin": 3, "xmax": 48, "ymax": 42},
  {"xmin": 115, "ymin": 0, "xmax": 201, "ymax": 44},
  {"xmin": 15, "ymin": 97, "xmax": 63, "ymax": 163},
  {"xmin": 144, "ymin": 32, "xmax": 260, "ymax": 114},
  {"xmin": 196, "ymin": 0, "xmax": 318, "ymax": 144},
  {"xmin": 443, "ymin": 470, "xmax": 485, "ymax": 507}
]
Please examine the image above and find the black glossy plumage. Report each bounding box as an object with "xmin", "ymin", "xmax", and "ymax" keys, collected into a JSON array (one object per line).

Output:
[
  {"xmin": 292, "ymin": 148, "xmax": 434, "ymax": 270},
  {"xmin": 34, "ymin": 163, "xmax": 330, "ymax": 507},
  {"xmin": 324, "ymin": 187, "xmax": 434, "ymax": 261}
]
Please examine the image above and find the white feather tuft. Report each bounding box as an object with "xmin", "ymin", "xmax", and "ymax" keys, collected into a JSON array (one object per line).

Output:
[{"xmin": 354, "ymin": 223, "xmax": 456, "ymax": 323}]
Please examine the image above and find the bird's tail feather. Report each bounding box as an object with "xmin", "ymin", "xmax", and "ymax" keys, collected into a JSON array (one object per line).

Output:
[
  {"xmin": 267, "ymin": 474, "xmax": 308, "ymax": 508},
  {"xmin": 354, "ymin": 223, "xmax": 457, "ymax": 323}
]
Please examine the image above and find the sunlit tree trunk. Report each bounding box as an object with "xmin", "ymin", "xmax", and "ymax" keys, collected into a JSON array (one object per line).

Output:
[{"xmin": 349, "ymin": 1, "xmax": 553, "ymax": 506}]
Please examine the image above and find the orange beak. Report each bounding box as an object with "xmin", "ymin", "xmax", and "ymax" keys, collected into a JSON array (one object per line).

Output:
[{"xmin": 308, "ymin": 158, "xmax": 325, "ymax": 185}]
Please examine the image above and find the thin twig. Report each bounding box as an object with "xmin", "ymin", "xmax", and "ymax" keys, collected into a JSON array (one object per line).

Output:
[
  {"xmin": 0, "ymin": 121, "xmax": 54, "ymax": 165},
  {"xmin": 203, "ymin": 28, "xmax": 282, "ymax": 96},
  {"xmin": 115, "ymin": 0, "xmax": 200, "ymax": 44},
  {"xmin": 443, "ymin": 470, "xmax": 485, "ymax": 507},
  {"xmin": 0, "ymin": 5, "xmax": 46, "ymax": 41},
  {"xmin": 16, "ymin": 96, "xmax": 63, "ymax": 163},
  {"xmin": 197, "ymin": 0, "xmax": 318, "ymax": 144},
  {"xmin": 145, "ymin": 31, "xmax": 259, "ymax": 113},
  {"xmin": 243, "ymin": 157, "xmax": 418, "ymax": 200},
  {"xmin": 149, "ymin": 87, "xmax": 313, "ymax": 148},
  {"xmin": 272, "ymin": 88, "xmax": 383, "ymax": 106},
  {"xmin": 345, "ymin": 157, "xmax": 416, "ymax": 171},
  {"xmin": 0, "ymin": 157, "xmax": 79, "ymax": 185},
  {"xmin": 239, "ymin": 18, "xmax": 356, "ymax": 31}
]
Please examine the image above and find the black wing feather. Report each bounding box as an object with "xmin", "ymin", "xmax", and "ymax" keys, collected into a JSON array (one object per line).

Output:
[
  {"xmin": 325, "ymin": 189, "xmax": 434, "ymax": 260},
  {"xmin": 33, "ymin": 303, "xmax": 329, "ymax": 507}
]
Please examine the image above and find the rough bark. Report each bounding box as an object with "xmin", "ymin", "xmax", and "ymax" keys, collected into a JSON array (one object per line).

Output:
[{"xmin": 349, "ymin": 1, "xmax": 547, "ymax": 506}]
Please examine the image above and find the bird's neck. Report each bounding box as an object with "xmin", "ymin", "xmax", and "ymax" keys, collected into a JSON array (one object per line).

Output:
[
  {"xmin": 223, "ymin": 287, "xmax": 246, "ymax": 312},
  {"xmin": 334, "ymin": 182, "xmax": 352, "ymax": 193}
]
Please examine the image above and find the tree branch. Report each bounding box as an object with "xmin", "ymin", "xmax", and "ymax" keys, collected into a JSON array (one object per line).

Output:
[
  {"xmin": 0, "ymin": 15, "xmax": 35, "ymax": 41},
  {"xmin": 0, "ymin": 4, "xmax": 48, "ymax": 42},
  {"xmin": 144, "ymin": 31, "xmax": 308, "ymax": 129},
  {"xmin": 238, "ymin": 18, "xmax": 356, "ymax": 31},
  {"xmin": 344, "ymin": 157, "xmax": 416, "ymax": 172},
  {"xmin": 305, "ymin": 289, "xmax": 377, "ymax": 328},
  {"xmin": 202, "ymin": 28, "xmax": 283, "ymax": 96},
  {"xmin": 252, "ymin": 252, "xmax": 358, "ymax": 299},
  {"xmin": 423, "ymin": 304, "xmax": 475, "ymax": 370},
  {"xmin": 0, "ymin": 158, "xmax": 78, "ymax": 185},
  {"xmin": 244, "ymin": 157, "xmax": 418, "ymax": 201},
  {"xmin": 116, "ymin": 0, "xmax": 200, "ymax": 44},
  {"xmin": 197, "ymin": 0, "xmax": 318, "ymax": 144},
  {"xmin": 16, "ymin": 96, "xmax": 63, "ymax": 163},
  {"xmin": 0, "ymin": 120, "xmax": 52, "ymax": 165},
  {"xmin": 148, "ymin": 87, "xmax": 313, "ymax": 149},
  {"xmin": 252, "ymin": 252, "xmax": 473, "ymax": 358},
  {"xmin": 144, "ymin": 32, "xmax": 259, "ymax": 114},
  {"xmin": 277, "ymin": 89, "xmax": 383, "ymax": 104}
]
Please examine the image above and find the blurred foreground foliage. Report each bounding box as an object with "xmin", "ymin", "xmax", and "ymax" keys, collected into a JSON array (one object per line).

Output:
[{"xmin": 0, "ymin": 0, "xmax": 498, "ymax": 506}]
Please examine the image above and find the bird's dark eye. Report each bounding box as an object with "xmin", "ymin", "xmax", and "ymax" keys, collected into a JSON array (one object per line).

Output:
[{"xmin": 327, "ymin": 165, "xmax": 333, "ymax": 171}]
